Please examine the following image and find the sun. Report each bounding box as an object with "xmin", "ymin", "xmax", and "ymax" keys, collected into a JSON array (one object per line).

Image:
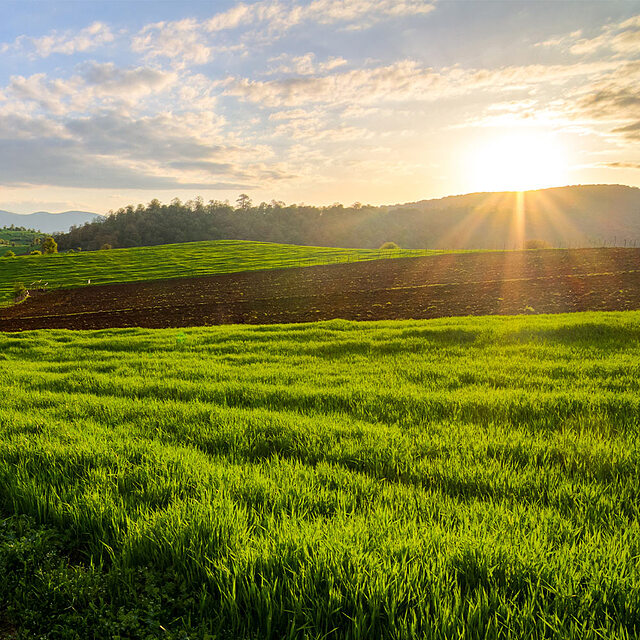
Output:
[{"xmin": 467, "ymin": 131, "xmax": 569, "ymax": 192}]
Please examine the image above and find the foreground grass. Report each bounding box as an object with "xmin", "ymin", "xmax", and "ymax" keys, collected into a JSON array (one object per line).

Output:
[
  {"xmin": 0, "ymin": 239, "xmax": 437, "ymax": 304},
  {"xmin": 1, "ymin": 311, "xmax": 639, "ymax": 638}
]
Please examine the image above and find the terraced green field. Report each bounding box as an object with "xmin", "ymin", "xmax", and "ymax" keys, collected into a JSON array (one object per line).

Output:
[
  {"xmin": 1, "ymin": 311, "xmax": 639, "ymax": 638},
  {"xmin": 0, "ymin": 239, "xmax": 435, "ymax": 304}
]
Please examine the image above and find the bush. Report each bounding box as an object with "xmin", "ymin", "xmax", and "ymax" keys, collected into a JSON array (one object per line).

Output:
[
  {"xmin": 3, "ymin": 250, "xmax": 15, "ymax": 258},
  {"xmin": 13, "ymin": 281, "xmax": 26, "ymax": 300},
  {"xmin": 41, "ymin": 236, "xmax": 58, "ymax": 254},
  {"xmin": 30, "ymin": 250, "xmax": 42, "ymax": 256},
  {"xmin": 524, "ymin": 239, "xmax": 551, "ymax": 250},
  {"xmin": 379, "ymin": 241, "xmax": 400, "ymax": 250},
  {"xmin": 101, "ymin": 243, "xmax": 113, "ymax": 251}
]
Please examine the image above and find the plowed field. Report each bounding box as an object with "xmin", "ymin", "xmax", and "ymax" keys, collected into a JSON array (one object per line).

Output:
[{"xmin": 1, "ymin": 248, "xmax": 639, "ymax": 330}]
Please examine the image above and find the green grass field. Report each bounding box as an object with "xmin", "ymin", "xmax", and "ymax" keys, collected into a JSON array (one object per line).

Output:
[
  {"xmin": 1, "ymin": 311, "xmax": 639, "ymax": 638},
  {"xmin": 0, "ymin": 228, "xmax": 40, "ymax": 256},
  {"xmin": 0, "ymin": 239, "xmax": 436, "ymax": 304},
  {"xmin": 2, "ymin": 243, "xmax": 31, "ymax": 256}
]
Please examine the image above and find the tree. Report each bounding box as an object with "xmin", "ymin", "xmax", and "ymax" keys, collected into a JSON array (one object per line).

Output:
[
  {"xmin": 101, "ymin": 243, "xmax": 113, "ymax": 251},
  {"xmin": 380, "ymin": 241, "xmax": 400, "ymax": 250},
  {"xmin": 236, "ymin": 193, "xmax": 252, "ymax": 211},
  {"xmin": 13, "ymin": 281, "xmax": 26, "ymax": 300},
  {"xmin": 41, "ymin": 237, "xmax": 58, "ymax": 254}
]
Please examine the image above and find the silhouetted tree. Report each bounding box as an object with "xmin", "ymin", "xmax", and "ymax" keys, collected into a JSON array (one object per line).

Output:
[{"xmin": 236, "ymin": 194, "xmax": 252, "ymax": 211}]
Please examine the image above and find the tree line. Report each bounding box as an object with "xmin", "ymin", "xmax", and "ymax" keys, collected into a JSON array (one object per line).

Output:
[{"xmin": 55, "ymin": 197, "xmax": 429, "ymax": 251}]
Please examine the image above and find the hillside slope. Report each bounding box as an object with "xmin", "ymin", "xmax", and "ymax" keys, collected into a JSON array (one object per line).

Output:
[
  {"xmin": 401, "ymin": 184, "xmax": 640, "ymax": 249},
  {"xmin": 53, "ymin": 184, "xmax": 640, "ymax": 251},
  {"xmin": 0, "ymin": 239, "xmax": 434, "ymax": 304}
]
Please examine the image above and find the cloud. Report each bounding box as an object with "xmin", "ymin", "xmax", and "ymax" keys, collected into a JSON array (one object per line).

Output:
[
  {"xmin": 63, "ymin": 111, "xmax": 227, "ymax": 162},
  {"xmin": 566, "ymin": 61, "xmax": 640, "ymax": 140},
  {"xmin": 204, "ymin": 0, "xmax": 436, "ymax": 33},
  {"xmin": 80, "ymin": 62, "xmax": 177, "ymax": 97},
  {"xmin": 223, "ymin": 59, "xmax": 616, "ymax": 107},
  {"xmin": 0, "ymin": 135, "xmax": 260, "ymax": 190},
  {"xmin": 604, "ymin": 161, "xmax": 640, "ymax": 169},
  {"xmin": 129, "ymin": 0, "xmax": 436, "ymax": 64},
  {"xmin": 0, "ymin": 100, "xmax": 288, "ymax": 191},
  {"xmin": 4, "ymin": 21, "xmax": 114, "ymax": 58},
  {"xmin": 9, "ymin": 73, "xmax": 84, "ymax": 115},
  {"xmin": 132, "ymin": 19, "xmax": 213, "ymax": 66},
  {"xmin": 266, "ymin": 53, "xmax": 347, "ymax": 75},
  {"xmin": 539, "ymin": 14, "xmax": 640, "ymax": 57},
  {"xmin": 7, "ymin": 64, "xmax": 178, "ymax": 116}
]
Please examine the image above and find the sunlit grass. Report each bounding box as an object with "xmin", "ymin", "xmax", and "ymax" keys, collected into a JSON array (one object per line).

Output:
[{"xmin": 1, "ymin": 310, "xmax": 639, "ymax": 638}]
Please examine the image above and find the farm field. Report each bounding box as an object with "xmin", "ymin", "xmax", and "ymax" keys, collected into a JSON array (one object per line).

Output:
[
  {"xmin": 0, "ymin": 239, "xmax": 436, "ymax": 305},
  {"xmin": 0, "ymin": 228, "xmax": 40, "ymax": 256},
  {"xmin": 0, "ymin": 311, "xmax": 639, "ymax": 638},
  {"xmin": 2, "ymin": 247, "xmax": 639, "ymax": 330}
]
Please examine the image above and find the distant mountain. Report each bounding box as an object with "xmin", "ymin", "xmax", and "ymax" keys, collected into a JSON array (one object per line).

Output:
[
  {"xmin": 54, "ymin": 184, "xmax": 640, "ymax": 251},
  {"xmin": 0, "ymin": 210, "xmax": 102, "ymax": 234}
]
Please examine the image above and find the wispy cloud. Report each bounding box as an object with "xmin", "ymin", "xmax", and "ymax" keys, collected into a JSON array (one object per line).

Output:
[
  {"xmin": 132, "ymin": 19, "xmax": 214, "ymax": 66},
  {"xmin": 539, "ymin": 14, "xmax": 640, "ymax": 57},
  {"xmin": 222, "ymin": 59, "xmax": 617, "ymax": 107},
  {"xmin": 604, "ymin": 161, "xmax": 640, "ymax": 169},
  {"xmin": 204, "ymin": 0, "xmax": 436, "ymax": 33},
  {"xmin": 266, "ymin": 53, "xmax": 347, "ymax": 76},
  {"xmin": 2, "ymin": 21, "xmax": 114, "ymax": 58}
]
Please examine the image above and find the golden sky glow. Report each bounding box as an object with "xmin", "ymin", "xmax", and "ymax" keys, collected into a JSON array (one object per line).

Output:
[{"xmin": 466, "ymin": 131, "xmax": 570, "ymax": 193}]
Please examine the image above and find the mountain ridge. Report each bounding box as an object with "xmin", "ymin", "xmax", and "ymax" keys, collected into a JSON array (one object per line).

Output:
[{"xmin": 0, "ymin": 210, "xmax": 103, "ymax": 234}]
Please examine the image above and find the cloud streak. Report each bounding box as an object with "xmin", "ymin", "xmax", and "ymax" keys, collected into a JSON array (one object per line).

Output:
[{"xmin": 2, "ymin": 21, "xmax": 114, "ymax": 58}]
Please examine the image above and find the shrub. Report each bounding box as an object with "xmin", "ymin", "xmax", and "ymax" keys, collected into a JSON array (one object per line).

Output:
[
  {"xmin": 13, "ymin": 281, "xmax": 26, "ymax": 300},
  {"xmin": 524, "ymin": 239, "xmax": 551, "ymax": 250},
  {"xmin": 101, "ymin": 243, "xmax": 113, "ymax": 251},
  {"xmin": 379, "ymin": 241, "xmax": 400, "ymax": 250},
  {"xmin": 3, "ymin": 250, "xmax": 15, "ymax": 258},
  {"xmin": 41, "ymin": 236, "xmax": 58, "ymax": 254},
  {"xmin": 30, "ymin": 250, "xmax": 42, "ymax": 256}
]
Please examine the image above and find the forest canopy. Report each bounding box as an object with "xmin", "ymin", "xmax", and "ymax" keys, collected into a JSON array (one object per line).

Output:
[{"xmin": 55, "ymin": 198, "xmax": 422, "ymax": 251}]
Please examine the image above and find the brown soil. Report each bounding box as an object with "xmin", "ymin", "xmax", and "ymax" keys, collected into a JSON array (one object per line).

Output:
[{"xmin": 1, "ymin": 248, "xmax": 639, "ymax": 331}]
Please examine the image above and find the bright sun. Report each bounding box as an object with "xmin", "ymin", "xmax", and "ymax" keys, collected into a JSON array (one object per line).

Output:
[{"xmin": 468, "ymin": 132, "xmax": 569, "ymax": 192}]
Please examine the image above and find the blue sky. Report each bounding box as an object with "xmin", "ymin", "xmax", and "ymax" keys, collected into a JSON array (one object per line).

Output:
[{"xmin": 0, "ymin": 0, "xmax": 638, "ymax": 213}]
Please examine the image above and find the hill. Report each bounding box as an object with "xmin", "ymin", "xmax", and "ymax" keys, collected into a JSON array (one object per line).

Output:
[
  {"xmin": 53, "ymin": 184, "xmax": 640, "ymax": 251},
  {"xmin": 0, "ymin": 227, "xmax": 42, "ymax": 255},
  {"xmin": 401, "ymin": 184, "xmax": 640, "ymax": 249},
  {"xmin": 0, "ymin": 311, "xmax": 638, "ymax": 638},
  {"xmin": 0, "ymin": 239, "xmax": 434, "ymax": 305},
  {"xmin": 0, "ymin": 210, "xmax": 102, "ymax": 233}
]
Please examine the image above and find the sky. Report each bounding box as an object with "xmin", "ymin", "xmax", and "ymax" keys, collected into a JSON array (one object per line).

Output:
[{"xmin": 0, "ymin": 0, "xmax": 639, "ymax": 214}]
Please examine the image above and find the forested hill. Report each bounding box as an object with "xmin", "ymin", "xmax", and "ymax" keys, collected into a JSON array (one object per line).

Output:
[{"xmin": 55, "ymin": 184, "xmax": 640, "ymax": 251}]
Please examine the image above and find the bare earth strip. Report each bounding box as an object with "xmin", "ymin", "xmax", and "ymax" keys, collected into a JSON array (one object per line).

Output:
[{"xmin": 1, "ymin": 248, "xmax": 639, "ymax": 331}]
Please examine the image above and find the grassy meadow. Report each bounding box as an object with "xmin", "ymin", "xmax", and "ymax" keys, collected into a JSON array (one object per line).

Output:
[
  {"xmin": 0, "ymin": 239, "xmax": 436, "ymax": 304},
  {"xmin": 1, "ymin": 310, "xmax": 639, "ymax": 638},
  {"xmin": 0, "ymin": 228, "xmax": 40, "ymax": 256}
]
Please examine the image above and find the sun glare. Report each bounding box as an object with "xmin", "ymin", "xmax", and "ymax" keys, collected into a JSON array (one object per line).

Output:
[{"xmin": 467, "ymin": 132, "xmax": 569, "ymax": 192}]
